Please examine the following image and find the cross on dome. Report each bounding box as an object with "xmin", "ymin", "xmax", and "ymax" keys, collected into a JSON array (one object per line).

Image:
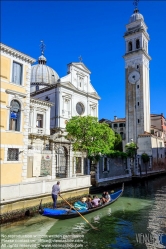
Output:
[
  {"xmin": 38, "ymin": 40, "xmax": 47, "ymax": 65},
  {"xmin": 40, "ymin": 40, "xmax": 46, "ymax": 55},
  {"xmin": 133, "ymin": 0, "xmax": 139, "ymax": 9}
]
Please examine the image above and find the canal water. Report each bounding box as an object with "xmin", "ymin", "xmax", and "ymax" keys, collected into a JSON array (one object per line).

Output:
[{"xmin": 1, "ymin": 175, "xmax": 166, "ymax": 249}]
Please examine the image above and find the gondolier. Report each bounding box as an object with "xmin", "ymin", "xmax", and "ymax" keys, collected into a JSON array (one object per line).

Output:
[{"xmin": 52, "ymin": 181, "xmax": 60, "ymax": 209}]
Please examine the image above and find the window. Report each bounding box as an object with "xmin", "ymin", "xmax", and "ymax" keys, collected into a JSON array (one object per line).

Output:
[
  {"xmin": 103, "ymin": 158, "xmax": 107, "ymax": 171},
  {"xmin": 138, "ymin": 119, "xmax": 140, "ymax": 123},
  {"xmin": 137, "ymin": 85, "xmax": 139, "ymax": 89},
  {"xmin": 9, "ymin": 100, "xmax": 21, "ymax": 131},
  {"xmin": 12, "ymin": 61, "xmax": 22, "ymax": 85},
  {"xmin": 119, "ymin": 123, "xmax": 124, "ymax": 127},
  {"xmin": 76, "ymin": 102, "xmax": 85, "ymax": 115},
  {"xmin": 136, "ymin": 39, "xmax": 140, "ymax": 49},
  {"xmin": 113, "ymin": 123, "xmax": 118, "ymax": 128},
  {"xmin": 7, "ymin": 148, "xmax": 19, "ymax": 161},
  {"xmin": 36, "ymin": 85, "xmax": 39, "ymax": 91},
  {"xmin": 76, "ymin": 157, "xmax": 81, "ymax": 174},
  {"xmin": 138, "ymin": 102, "xmax": 139, "ymax": 106},
  {"xmin": 120, "ymin": 132, "xmax": 124, "ymax": 139},
  {"xmin": 128, "ymin": 41, "xmax": 132, "ymax": 52},
  {"xmin": 36, "ymin": 114, "xmax": 43, "ymax": 128}
]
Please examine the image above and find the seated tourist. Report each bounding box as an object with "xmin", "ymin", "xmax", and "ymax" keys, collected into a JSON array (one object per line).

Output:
[
  {"xmin": 101, "ymin": 191, "xmax": 107, "ymax": 204},
  {"xmin": 74, "ymin": 197, "xmax": 88, "ymax": 210},
  {"xmin": 105, "ymin": 192, "xmax": 111, "ymax": 203},
  {"xmin": 91, "ymin": 196, "xmax": 100, "ymax": 207},
  {"xmin": 86, "ymin": 197, "xmax": 93, "ymax": 209}
]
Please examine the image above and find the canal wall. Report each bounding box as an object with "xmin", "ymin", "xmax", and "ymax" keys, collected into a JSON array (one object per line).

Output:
[
  {"xmin": 1, "ymin": 170, "xmax": 166, "ymax": 224},
  {"xmin": 0, "ymin": 187, "xmax": 89, "ymax": 224}
]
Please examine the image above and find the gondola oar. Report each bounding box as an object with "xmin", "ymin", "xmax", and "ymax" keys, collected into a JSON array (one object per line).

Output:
[{"xmin": 59, "ymin": 194, "xmax": 99, "ymax": 231}]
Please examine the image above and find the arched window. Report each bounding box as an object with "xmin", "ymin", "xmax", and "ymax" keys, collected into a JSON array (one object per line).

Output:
[
  {"xmin": 36, "ymin": 85, "xmax": 39, "ymax": 91},
  {"xmin": 136, "ymin": 39, "xmax": 140, "ymax": 49},
  {"xmin": 120, "ymin": 132, "xmax": 124, "ymax": 139},
  {"xmin": 128, "ymin": 41, "xmax": 132, "ymax": 52},
  {"xmin": 9, "ymin": 100, "xmax": 21, "ymax": 131}
]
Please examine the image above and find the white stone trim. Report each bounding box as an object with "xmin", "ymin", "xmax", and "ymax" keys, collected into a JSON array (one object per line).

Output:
[
  {"xmin": 6, "ymin": 89, "xmax": 27, "ymax": 98},
  {"xmin": 0, "ymin": 43, "xmax": 36, "ymax": 64}
]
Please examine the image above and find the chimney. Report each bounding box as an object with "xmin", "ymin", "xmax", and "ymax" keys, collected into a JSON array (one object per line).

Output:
[{"xmin": 114, "ymin": 116, "xmax": 117, "ymax": 120}]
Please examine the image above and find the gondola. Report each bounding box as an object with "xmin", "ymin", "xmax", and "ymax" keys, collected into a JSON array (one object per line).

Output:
[{"xmin": 39, "ymin": 183, "xmax": 124, "ymax": 220}]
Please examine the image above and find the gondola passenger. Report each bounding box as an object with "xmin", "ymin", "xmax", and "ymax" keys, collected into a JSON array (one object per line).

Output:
[
  {"xmin": 74, "ymin": 197, "xmax": 88, "ymax": 210},
  {"xmin": 91, "ymin": 196, "xmax": 100, "ymax": 207},
  {"xmin": 101, "ymin": 191, "xmax": 107, "ymax": 204},
  {"xmin": 86, "ymin": 197, "xmax": 93, "ymax": 209},
  {"xmin": 105, "ymin": 192, "xmax": 111, "ymax": 202}
]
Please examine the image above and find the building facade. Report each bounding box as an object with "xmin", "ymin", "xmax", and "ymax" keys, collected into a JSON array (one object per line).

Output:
[{"xmin": 0, "ymin": 43, "xmax": 35, "ymax": 185}]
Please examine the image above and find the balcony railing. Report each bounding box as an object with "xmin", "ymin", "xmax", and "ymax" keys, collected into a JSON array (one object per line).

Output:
[{"xmin": 28, "ymin": 127, "xmax": 45, "ymax": 135}]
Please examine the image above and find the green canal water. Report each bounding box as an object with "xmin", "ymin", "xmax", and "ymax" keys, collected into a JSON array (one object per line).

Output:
[{"xmin": 1, "ymin": 176, "xmax": 166, "ymax": 249}]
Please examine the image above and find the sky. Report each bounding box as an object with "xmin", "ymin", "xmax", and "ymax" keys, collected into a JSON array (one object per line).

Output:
[{"xmin": 1, "ymin": 1, "xmax": 165, "ymax": 120}]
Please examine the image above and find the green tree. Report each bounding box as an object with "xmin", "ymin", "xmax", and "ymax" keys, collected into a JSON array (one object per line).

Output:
[
  {"xmin": 125, "ymin": 142, "xmax": 138, "ymax": 158},
  {"xmin": 66, "ymin": 116, "xmax": 115, "ymax": 158},
  {"xmin": 141, "ymin": 153, "xmax": 150, "ymax": 175},
  {"xmin": 114, "ymin": 132, "xmax": 123, "ymax": 151},
  {"xmin": 141, "ymin": 153, "xmax": 149, "ymax": 163}
]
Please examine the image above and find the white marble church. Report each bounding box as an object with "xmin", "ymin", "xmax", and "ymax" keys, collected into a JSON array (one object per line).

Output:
[{"xmin": 28, "ymin": 47, "xmax": 100, "ymax": 181}]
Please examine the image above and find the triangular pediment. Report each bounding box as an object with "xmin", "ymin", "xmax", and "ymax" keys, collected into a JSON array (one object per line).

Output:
[
  {"xmin": 60, "ymin": 81, "xmax": 78, "ymax": 90},
  {"xmin": 89, "ymin": 92, "xmax": 101, "ymax": 99},
  {"xmin": 68, "ymin": 62, "xmax": 91, "ymax": 74}
]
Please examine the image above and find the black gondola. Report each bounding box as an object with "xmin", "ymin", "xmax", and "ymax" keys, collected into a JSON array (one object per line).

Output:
[{"xmin": 39, "ymin": 183, "xmax": 124, "ymax": 220}]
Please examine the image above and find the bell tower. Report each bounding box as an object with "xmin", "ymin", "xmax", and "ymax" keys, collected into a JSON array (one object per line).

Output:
[{"xmin": 123, "ymin": 4, "xmax": 151, "ymax": 144}]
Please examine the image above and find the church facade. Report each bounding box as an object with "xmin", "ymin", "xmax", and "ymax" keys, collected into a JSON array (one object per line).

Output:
[{"xmin": 30, "ymin": 50, "xmax": 100, "ymax": 180}]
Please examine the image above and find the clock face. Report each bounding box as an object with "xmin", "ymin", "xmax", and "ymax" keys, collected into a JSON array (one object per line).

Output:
[
  {"xmin": 76, "ymin": 102, "xmax": 84, "ymax": 115},
  {"xmin": 128, "ymin": 71, "xmax": 140, "ymax": 84}
]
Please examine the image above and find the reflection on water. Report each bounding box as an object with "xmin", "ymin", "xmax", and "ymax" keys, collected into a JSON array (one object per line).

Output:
[{"xmin": 1, "ymin": 176, "xmax": 166, "ymax": 249}]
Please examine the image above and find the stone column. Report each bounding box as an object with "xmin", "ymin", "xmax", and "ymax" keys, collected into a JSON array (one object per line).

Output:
[
  {"xmin": 127, "ymin": 158, "xmax": 132, "ymax": 176},
  {"xmin": 73, "ymin": 157, "xmax": 76, "ymax": 177},
  {"xmin": 33, "ymin": 108, "xmax": 36, "ymax": 133},
  {"xmin": 149, "ymin": 156, "xmax": 152, "ymax": 170},
  {"xmin": 95, "ymin": 161, "xmax": 99, "ymax": 183},
  {"xmin": 68, "ymin": 145, "xmax": 73, "ymax": 178},
  {"xmin": 81, "ymin": 157, "xmax": 84, "ymax": 175},
  {"xmin": 87, "ymin": 158, "xmax": 90, "ymax": 175},
  {"xmin": 50, "ymin": 142, "xmax": 56, "ymax": 179}
]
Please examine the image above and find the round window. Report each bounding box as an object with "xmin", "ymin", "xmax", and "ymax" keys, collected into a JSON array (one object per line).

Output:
[{"xmin": 76, "ymin": 102, "xmax": 85, "ymax": 115}]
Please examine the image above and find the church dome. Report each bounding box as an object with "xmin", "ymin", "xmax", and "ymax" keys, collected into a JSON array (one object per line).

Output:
[
  {"xmin": 129, "ymin": 9, "xmax": 144, "ymax": 23},
  {"xmin": 31, "ymin": 53, "xmax": 59, "ymax": 85}
]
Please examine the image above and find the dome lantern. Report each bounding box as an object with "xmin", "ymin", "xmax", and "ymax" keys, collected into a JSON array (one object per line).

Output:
[{"xmin": 30, "ymin": 41, "xmax": 59, "ymax": 86}]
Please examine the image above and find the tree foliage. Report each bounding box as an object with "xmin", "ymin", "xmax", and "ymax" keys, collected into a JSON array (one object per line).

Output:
[
  {"xmin": 66, "ymin": 116, "xmax": 115, "ymax": 157},
  {"xmin": 109, "ymin": 151, "xmax": 127, "ymax": 159},
  {"xmin": 114, "ymin": 132, "xmax": 123, "ymax": 151},
  {"xmin": 125, "ymin": 142, "xmax": 138, "ymax": 158},
  {"xmin": 141, "ymin": 153, "xmax": 149, "ymax": 163}
]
